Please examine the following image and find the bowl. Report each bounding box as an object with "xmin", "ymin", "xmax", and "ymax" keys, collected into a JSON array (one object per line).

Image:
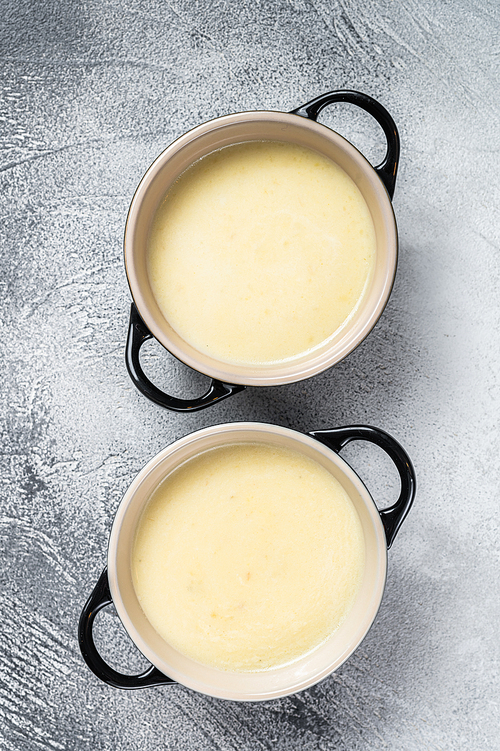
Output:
[
  {"xmin": 124, "ymin": 90, "xmax": 400, "ymax": 411},
  {"xmin": 79, "ymin": 421, "xmax": 415, "ymax": 701}
]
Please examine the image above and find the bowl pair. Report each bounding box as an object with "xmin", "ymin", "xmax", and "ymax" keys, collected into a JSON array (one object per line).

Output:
[{"xmin": 79, "ymin": 90, "xmax": 415, "ymax": 701}]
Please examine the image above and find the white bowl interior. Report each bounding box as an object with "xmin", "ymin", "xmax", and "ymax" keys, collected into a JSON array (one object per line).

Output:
[
  {"xmin": 124, "ymin": 111, "xmax": 398, "ymax": 386},
  {"xmin": 108, "ymin": 423, "xmax": 387, "ymax": 701}
]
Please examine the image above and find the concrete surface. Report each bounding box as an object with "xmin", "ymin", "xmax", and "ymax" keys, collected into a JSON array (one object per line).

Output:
[{"xmin": 1, "ymin": 0, "xmax": 499, "ymax": 749}]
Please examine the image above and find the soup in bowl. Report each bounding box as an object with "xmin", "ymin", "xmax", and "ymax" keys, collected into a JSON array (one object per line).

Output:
[
  {"xmin": 79, "ymin": 422, "xmax": 415, "ymax": 701},
  {"xmin": 124, "ymin": 90, "xmax": 399, "ymax": 411},
  {"xmin": 147, "ymin": 140, "xmax": 377, "ymax": 367}
]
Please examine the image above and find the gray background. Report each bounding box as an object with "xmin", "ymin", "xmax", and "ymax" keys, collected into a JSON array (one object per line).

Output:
[{"xmin": 1, "ymin": 1, "xmax": 499, "ymax": 749}]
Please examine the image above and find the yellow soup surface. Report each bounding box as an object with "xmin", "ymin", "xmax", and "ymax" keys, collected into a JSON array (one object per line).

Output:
[
  {"xmin": 147, "ymin": 140, "xmax": 376, "ymax": 365},
  {"xmin": 132, "ymin": 442, "xmax": 365, "ymax": 672}
]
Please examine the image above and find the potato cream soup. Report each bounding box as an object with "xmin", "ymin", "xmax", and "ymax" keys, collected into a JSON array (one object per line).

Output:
[
  {"xmin": 132, "ymin": 443, "xmax": 365, "ymax": 672},
  {"xmin": 147, "ymin": 140, "xmax": 376, "ymax": 365}
]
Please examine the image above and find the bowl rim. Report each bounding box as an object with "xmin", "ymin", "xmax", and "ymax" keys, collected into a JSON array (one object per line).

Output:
[
  {"xmin": 124, "ymin": 109, "xmax": 398, "ymax": 386},
  {"xmin": 107, "ymin": 422, "xmax": 388, "ymax": 701}
]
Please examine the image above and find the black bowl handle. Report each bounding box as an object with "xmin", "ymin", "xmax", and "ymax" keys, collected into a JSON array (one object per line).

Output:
[
  {"xmin": 126, "ymin": 303, "xmax": 246, "ymax": 412},
  {"xmin": 309, "ymin": 425, "xmax": 415, "ymax": 548},
  {"xmin": 290, "ymin": 90, "xmax": 400, "ymax": 200},
  {"xmin": 78, "ymin": 568, "xmax": 175, "ymax": 689}
]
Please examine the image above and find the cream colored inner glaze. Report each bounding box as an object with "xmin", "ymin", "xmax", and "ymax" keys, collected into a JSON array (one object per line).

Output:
[
  {"xmin": 147, "ymin": 140, "xmax": 376, "ymax": 365},
  {"xmin": 132, "ymin": 442, "xmax": 365, "ymax": 672}
]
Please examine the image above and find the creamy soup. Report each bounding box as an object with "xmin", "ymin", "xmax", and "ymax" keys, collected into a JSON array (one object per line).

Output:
[
  {"xmin": 147, "ymin": 140, "xmax": 376, "ymax": 365},
  {"xmin": 132, "ymin": 443, "xmax": 365, "ymax": 672}
]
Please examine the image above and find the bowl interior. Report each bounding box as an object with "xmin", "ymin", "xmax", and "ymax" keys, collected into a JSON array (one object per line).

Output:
[
  {"xmin": 108, "ymin": 423, "xmax": 387, "ymax": 701},
  {"xmin": 124, "ymin": 111, "xmax": 397, "ymax": 386}
]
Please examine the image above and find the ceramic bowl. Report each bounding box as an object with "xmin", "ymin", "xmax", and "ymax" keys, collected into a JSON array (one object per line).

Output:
[
  {"xmin": 79, "ymin": 421, "xmax": 415, "ymax": 701},
  {"xmin": 124, "ymin": 90, "xmax": 400, "ymax": 411}
]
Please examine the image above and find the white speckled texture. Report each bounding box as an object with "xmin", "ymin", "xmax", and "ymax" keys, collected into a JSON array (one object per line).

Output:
[{"xmin": 1, "ymin": 0, "xmax": 499, "ymax": 748}]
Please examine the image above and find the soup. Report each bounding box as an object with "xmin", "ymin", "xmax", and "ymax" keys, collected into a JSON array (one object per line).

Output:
[
  {"xmin": 147, "ymin": 140, "xmax": 376, "ymax": 365},
  {"xmin": 132, "ymin": 442, "xmax": 365, "ymax": 672}
]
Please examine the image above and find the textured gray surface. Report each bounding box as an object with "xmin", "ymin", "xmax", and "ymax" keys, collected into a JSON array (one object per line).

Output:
[{"xmin": 1, "ymin": 0, "xmax": 499, "ymax": 748}]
